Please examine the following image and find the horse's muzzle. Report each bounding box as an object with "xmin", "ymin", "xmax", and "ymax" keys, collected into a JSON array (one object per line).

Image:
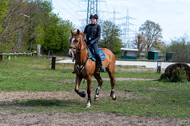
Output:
[{"xmin": 68, "ymin": 51, "xmax": 72, "ymax": 57}]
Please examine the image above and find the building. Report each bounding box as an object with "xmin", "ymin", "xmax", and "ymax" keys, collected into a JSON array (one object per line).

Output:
[
  {"xmin": 121, "ymin": 48, "xmax": 138, "ymax": 59},
  {"xmin": 148, "ymin": 51, "xmax": 159, "ymax": 60}
]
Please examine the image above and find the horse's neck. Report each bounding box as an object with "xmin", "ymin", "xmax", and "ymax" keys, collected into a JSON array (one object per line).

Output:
[{"xmin": 75, "ymin": 49, "xmax": 88, "ymax": 66}]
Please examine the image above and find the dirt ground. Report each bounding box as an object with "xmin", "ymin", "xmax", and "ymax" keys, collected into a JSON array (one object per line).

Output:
[
  {"xmin": 62, "ymin": 77, "xmax": 155, "ymax": 83},
  {"xmin": 0, "ymin": 91, "xmax": 189, "ymax": 126},
  {"xmin": 0, "ymin": 111, "xmax": 189, "ymax": 126},
  {"xmin": 0, "ymin": 91, "xmax": 139, "ymax": 102}
]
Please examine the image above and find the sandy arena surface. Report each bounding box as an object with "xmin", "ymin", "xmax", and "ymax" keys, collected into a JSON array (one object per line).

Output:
[
  {"xmin": 0, "ymin": 91, "xmax": 189, "ymax": 126},
  {"xmin": 0, "ymin": 111, "xmax": 189, "ymax": 126}
]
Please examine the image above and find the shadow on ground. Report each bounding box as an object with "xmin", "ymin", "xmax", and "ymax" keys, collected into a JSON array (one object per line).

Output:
[{"xmin": 0, "ymin": 99, "xmax": 83, "ymax": 108}]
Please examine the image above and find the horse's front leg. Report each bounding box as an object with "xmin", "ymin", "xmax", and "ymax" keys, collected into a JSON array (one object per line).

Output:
[
  {"xmin": 75, "ymin": 76, "xmax": 86, "ymax": 98},
  {"xmin": 86, "ymin": 76, "xmax": 92, "ymax": 108}
]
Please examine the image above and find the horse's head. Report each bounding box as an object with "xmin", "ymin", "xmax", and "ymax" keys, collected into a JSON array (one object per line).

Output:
[{"xmin": 68, "ymin": 29, "xmax": 85, "ymax": 57}]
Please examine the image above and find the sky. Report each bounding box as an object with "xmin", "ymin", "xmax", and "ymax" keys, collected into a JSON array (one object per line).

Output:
[{"xmin": 52, "ymin": 0, "xmax": 190, "ymax": 44}]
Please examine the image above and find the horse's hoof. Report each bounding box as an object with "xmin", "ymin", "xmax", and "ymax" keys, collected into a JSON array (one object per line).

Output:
[
  {"xmin": 79, "ymin": 91, "xmax": 86, "ymax": 98},
  {"xmin": 112, "ymin": 96, "xmax": 116, "ymax": 100},
  {"xmin": 111, "ymin": 95, "xmax": 116, "ymax": 100},
  {"xmin": 94, "ymin": 95, "xmax": 99, "ymax": 101},
  {"xmin": 86, "ymin": 105, "xmax": 91, "ymax": 108},
  {"xmin": 94, "ymin": 97, "xmax": 99, "ymax": 101}
]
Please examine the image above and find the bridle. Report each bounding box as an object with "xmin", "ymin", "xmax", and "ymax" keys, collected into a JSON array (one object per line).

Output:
[
  {"xmin": 69, "ymin": 36, "xmax": 88, "ymax": 53},
  {"xmin": 69, "ymin": 35, "xmax": 90, "ymax": 74}
]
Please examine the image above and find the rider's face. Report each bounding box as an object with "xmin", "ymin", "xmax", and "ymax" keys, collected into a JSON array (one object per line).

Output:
[{"xmin": 91, "ymin": 18, "xmax": 97, "ymax": 24}]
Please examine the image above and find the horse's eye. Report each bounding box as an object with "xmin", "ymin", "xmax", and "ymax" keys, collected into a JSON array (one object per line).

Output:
[{"xmin": 75, "ymin": 40, "xmax": 78, "ymax": 42}]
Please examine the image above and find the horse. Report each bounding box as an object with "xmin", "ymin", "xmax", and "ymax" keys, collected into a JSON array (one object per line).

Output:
[{"xmin": 68, "ymin": 29, "xmax": 116, "ymax": 107}]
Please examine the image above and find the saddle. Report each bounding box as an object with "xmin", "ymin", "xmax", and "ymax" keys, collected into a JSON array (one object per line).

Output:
[{"xmin": 88, "ymin": 48, "xmax": 106, "ymax": 61}]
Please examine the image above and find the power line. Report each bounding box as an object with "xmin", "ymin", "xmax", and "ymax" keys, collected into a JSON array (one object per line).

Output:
[{"xmin": 118, "ymin": 9, "xmax": 136, "ymax": 48}]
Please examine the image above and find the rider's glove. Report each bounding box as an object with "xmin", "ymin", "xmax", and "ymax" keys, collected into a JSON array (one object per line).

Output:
[{"xmin": 90, "ymin": 40, "xmax": 94, "ymax": 45}]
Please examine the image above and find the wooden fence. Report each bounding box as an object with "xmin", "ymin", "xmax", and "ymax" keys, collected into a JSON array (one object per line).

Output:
[
  {"xmin": 0, "ymin": 53, "xmax": 35, "ymax": 61},
  {"xmin": 0, "ymin": 52, "xmax": 57, "ymax": 70}
]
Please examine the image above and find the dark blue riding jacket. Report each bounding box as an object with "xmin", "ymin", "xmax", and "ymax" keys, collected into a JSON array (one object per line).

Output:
[{"xmin": 84, "ymin": 24, "xmax": 101, "ymax": 44}]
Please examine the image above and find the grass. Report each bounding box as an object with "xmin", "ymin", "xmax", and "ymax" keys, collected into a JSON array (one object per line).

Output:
[{"xmin": 0, "ymin": 57, "xmax": 190, "ymax": 118}]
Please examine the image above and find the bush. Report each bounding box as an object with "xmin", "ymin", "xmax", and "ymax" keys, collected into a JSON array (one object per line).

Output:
[
  {"xmin": 159, "ymin": 69, "xmax": 187, "ymax": 82},
  {"xmin": 171, "ymin": 69, "xmax": 187, "ymax": 82},
  {"xmin": 159, "ymin": 73, "xmax": 170, "ymax": 82}
]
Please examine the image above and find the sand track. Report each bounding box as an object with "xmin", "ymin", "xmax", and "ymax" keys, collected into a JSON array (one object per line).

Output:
[
  {"xmin": 0, "ymin": 111, "xmax": 189, "ymax": 126},
  {"xmin": 0, "ymin": 91, "xmax": 189, "ymax": 126}
]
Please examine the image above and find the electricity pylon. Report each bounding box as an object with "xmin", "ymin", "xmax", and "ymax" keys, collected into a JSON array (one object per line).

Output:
[{"xmin": 86, "ymin": 0, "xmax": 98, "ymax": 24}]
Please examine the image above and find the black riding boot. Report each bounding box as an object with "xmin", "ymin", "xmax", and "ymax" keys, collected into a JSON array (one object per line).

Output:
[
  {"xmin": 91, "ymin": 42, "xmax": 105, "ymax": 72},
  {"xmin": 95, "ymin": 54, "xmax": 105, "ymax": 72}
]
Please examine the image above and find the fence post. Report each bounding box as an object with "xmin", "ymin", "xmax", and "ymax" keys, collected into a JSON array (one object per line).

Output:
[
  {"xmin": 48, "ymin": 51, "xmax": 50, "ymax": 59},
  {"xmin": 157, "ymin": 61, "xmax": 161, "ymax": 73},
  {"xmin": 37, "ymin": 44, "xmax": 41, "ymax": 57},
  {"xmin": 8, "ymin": 55, "xmax": 11, "ymax": 60},
  {"xmin": 51, "ymin": 57, "xmax": 56, "ymax": 70},
  {"xmin": 0, "ymin": 55, "xmax": 4, "ymax": 61}
]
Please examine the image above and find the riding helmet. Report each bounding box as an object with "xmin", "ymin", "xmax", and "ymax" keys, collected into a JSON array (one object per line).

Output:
[{"xmin": 90, "ymin": 14, "xmax": 98, "ymax": 19}]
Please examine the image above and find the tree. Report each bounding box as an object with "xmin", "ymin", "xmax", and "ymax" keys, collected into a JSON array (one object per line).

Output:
[
  {"xmin": 34, "ymin": 25, "xmax": 45, "ymax": 45},
  {"xmin": 152, "ymin": 40, "xmax": 166, "ymax": 56},
  {"xmin": 0, "ymin": 0, "xmax": 8, "ymax": 33},
  {"xmin": 42, "ymin": 14, "xmax": 74, "ymax": 54},
  {"xmin": 139, "ymin": 20, "xmax": 163, "ymax": 52},
  {"xmin": 0, "ymin": 0, "xmax": 29, "ymax": 52},
  {"xmin": 167, "ymin": 35, "xmax": 190, "ymax": 62},
  {"xmin": 134, "ymin": 33, "xmax": 147, "ymax": 59},
  {"xmin": 24, "ymin": 0, "xmax": 53, "ymax": 51},
  {"xmin": 99, "ymin": 20, "xmax": 123, "ymax": 55},
  {"xmin": 0, "ymin": 0, "xmax": 75, "ymax": 54}
]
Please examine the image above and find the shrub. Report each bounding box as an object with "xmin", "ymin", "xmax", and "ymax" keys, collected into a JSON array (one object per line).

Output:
[
  {"xmin": 171, "ymin": 69, "xmax": 187, "ymax": 82},
  {"xmin": 159, "ymin": 73, "xmax": 170, "ymax": 82}
]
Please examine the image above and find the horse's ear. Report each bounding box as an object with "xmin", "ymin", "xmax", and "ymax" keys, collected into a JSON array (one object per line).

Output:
[
  {"xmin": 70, "ymin": 29, "xmax": 74, "ymax": 35},
  {"xmin": 77, "ymin": 29, "xmax": 80, "ymax": 35}
]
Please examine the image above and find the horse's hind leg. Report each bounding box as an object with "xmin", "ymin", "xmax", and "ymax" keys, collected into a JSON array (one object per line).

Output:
[
  {"xmin": 107, "ymin": 65, "xmax": 116, "ymax": 100},
  {"xmin": 94, "ymin": 74, "xmax": 103, "ymax": 101}
]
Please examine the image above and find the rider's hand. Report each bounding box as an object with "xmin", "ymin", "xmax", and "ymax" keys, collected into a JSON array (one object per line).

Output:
[{"xmin": 90, "ymin": 40, "xmax": 94, "ymax": 45}]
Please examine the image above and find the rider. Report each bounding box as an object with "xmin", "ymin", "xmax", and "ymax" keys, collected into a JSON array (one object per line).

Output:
[{"xmin": 84, "ymin": 14, "xmax": 104, "ymax": 72}]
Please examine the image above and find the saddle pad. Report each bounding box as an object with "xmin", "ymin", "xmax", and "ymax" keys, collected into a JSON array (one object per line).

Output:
[{"xmin": 88, "ymin": 48, "xmax": 106, "ymax": 61}]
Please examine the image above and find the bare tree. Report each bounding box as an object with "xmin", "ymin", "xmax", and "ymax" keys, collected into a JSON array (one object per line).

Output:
[{"xmin": 134, "ymin": 33, "xmax": 147, "ymax": 59}]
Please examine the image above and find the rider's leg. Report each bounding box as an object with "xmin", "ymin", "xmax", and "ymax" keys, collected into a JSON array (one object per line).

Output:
[{"xmin": 92, "ymin": 42, "xmax": 104, "ymax": 72}]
